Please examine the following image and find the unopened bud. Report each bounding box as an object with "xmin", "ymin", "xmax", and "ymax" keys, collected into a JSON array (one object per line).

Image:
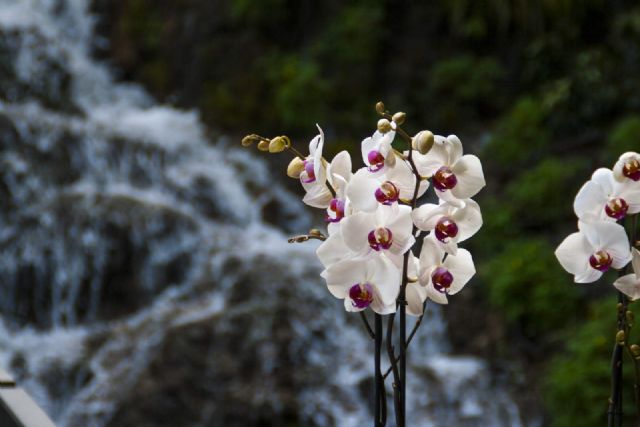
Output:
[
  {"xmin": 377, "ymin": 118, "xmax": 392, "ymax": 134},
  {"xmin": 616, "ymin": 330, "xmax": 626, "ymax": 345},
  {"xmin": 627, "ymin": 311, "xmax": 635, "ymax": 327},
  {"xmin": 632, "ymin": 344, "xmax": 640, "ymax": 359},
  {"xmin": 257, "ymin": 140, "xmax": 270, "ymax": 151},
  {"xmin": 241, "ymin": 134, "xmax": 260, "ymax": 147},
  {"xmin": 375, "ymin": 101, "xmax": 386, "ymax": 115},
  {"xmin": 287, "ymin": 157, "xmax": 306, "ymax": 179},
  {"xmin": 309, "ymin": 229, "xmax": 322, "ymax": 237},
  {"xmin": 412, "ymin": 130, "xmax": 435, "ymax": 155},
  {"xmin": 269, "ymin": 136, "xmax": 288, "ymax": 153},
  {"xmin": 392, "ymin": 112, "xmax": 406, "ymax": 126}
]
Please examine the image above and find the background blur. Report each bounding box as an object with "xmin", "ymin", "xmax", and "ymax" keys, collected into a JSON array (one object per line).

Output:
[{"xmin": 2, "ymin": 0, "xmax": 640, "ymax": 426}]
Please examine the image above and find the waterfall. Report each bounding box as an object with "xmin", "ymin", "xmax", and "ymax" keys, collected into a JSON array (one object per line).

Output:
[{"xmin": 0, "ymin": 1, "xmax": 524, "ymax": 426}]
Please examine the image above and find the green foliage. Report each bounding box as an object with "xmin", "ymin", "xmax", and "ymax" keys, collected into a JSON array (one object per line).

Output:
[
  {"xmin": 480, "ymin": 238, "xmax": 581, "ymax": 339},
  {"xmin": 503, "ymin": 158, "xmax": 586, "ymax": 229},
  {"xmin": 229, "ymin": 0, "xmax": 287, "ymax": 25},
  {"xmin": 429, "ymin": 55, "xmax": 504, "ymax": 124},
  {"xmin": 311, "ymin": 3, "xmax": 383, "ymax": 66},
  {"xmin": 262, "ymin": 54, "xmax": 329, "ymax": 130},
  {"xmin": 545, "ymin": 298, "xmax": 639, "ymax": 427},
  {"xmin": 483, "ymin": 97, "xmax": 550, "ymax": 167},
  {"xmin": 606, "ymin": 116, "xmax": 640, "ymax": 162}
]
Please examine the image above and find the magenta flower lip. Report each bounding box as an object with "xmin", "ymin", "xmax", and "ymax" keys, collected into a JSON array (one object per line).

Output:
[
  {"xmin": 433, "ymin": 166, "xmax": 457, "ymax": 191},
  {"xmin": 434, "ymin": 216, "xmax": 459, "ymax": 242},
  {"xmin": 589, "ymin": 250, "xmax": 613, "ymax": 272},
  {"xmin": 349, "ymin": 282, "xmax": 374, "ymax": 308},
  {"xmin": 623, "ymin": 158, "xmax": 640, "ymax": 181},
  {"xmin": 432, "ymin": 266, "xmax": 453, "ymax": 293},
  {"xmin": 374, "ymin": 181, "xmax": 400, "ymax": 205},
  {"xmin": 326, "ymin": 198, "xmax": 346, "ymax": 223},
  {"xmin": 367, "ymin": 150, "xmax": 385, "ymax": 172},
  {"xmin": 604, "ymin": 197, "xmax": 629, "ymax": 220},
  {"xmin": 302, "ymin": 159, "xmax": 316, "ymax": 183},
  {"xmin": 368, "ymin": 227, "xmax": 393, "ymax": 251}
]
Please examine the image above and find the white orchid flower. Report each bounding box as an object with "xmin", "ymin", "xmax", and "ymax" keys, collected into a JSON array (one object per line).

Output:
[
  {"xmin": 300, "ymin": 125, "xmax": 332, "ymax": 208},
  {"xmin": 574, "ymin": 168, "xmax": 640, "ymax": 221},
  {"xmin": 417, "ymin": 237, "xmax": 475, "ymax": 305},
  {"xmin": 613, "ymin": 248, "xmax": 640, "ymax": 300},
  {"xmin": 346, "ymin": 161, "xmax": 429, "ymax": 212},
  {"xmin": 361, "ymin": 128, "xmax": 396, "ymax": 174},
  {"xmin": 555, "ymin": 221, "xmax": 632, "ymax": 283},
  {"xmin": 405, "ymin": 252, "xmax": 428, "ymax": 316},
  {"xmin": 321, "ymin": 255, "xmax": 400, "ymax": 314},
  {"xmin": 325, "ymin": 150, "xmax": 353, "ymax": 228},
  {"xmin": 411, "ymin": 199, "xmax": 482, "ymax": 255},
  {"xmin": 412, "ymin": 135, "xmax": 485, "ymax": 206},
  {"xmin": 341, "ymin": 204, "xmax": 415, "ymax": 266},
  {"xmin": 613, "ymin": 152, "xmax": 640, "ymax": 183}
]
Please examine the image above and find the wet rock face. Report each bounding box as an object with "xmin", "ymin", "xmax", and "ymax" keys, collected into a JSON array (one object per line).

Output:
[{"xmin": 103, "ymin": 266, "xmax": 337, "ymax": 427}]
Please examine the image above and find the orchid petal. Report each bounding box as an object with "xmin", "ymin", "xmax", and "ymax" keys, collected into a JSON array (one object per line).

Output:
[
  {"xmin": 443, "ymin": 248, "xmax": 475, "ymax": 295},
  {"xmin": 614, "ymin": 274, "xmax": 640, "ymax": 301},
  {"xmin": 451, "ymin": 154, "xmax": 485, "ymax": 199}
]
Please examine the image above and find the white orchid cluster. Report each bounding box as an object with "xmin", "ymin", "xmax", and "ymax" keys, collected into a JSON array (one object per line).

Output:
[
  {"xmin": 244, "ymin": 103, "xmax": 486, "ymax": 317},
  {"xmin": 555, "ymin": 152, "xmax": 640, "ymax": 295}
]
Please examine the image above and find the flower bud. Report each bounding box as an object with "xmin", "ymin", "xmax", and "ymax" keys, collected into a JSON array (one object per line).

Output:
[
  {"xmin": 375, "ymin": 101, "xmax": 386, "ymax": 115},
  {"xmin": 309, "ymin": 228, "xmax": 322, "ymax": 237},
  {"xmin": 269, "ymin": 136, "xmax": 287, "ymax": 153},
  {"xmin": 287, "ymin": 157, "xmax": 306, "ymax": 179},
  {"xmin": 257, "ymin": 140, "xmax": 270, "ymax": 151},
  {"xmin": 392, "ymin": 112, "xmax": 406, "ymax": 126},
  {"xmin": 616, "ymin": 330, "xmax": 626, "ymax": 346},
  {"xmin": 412, "ymin": 130, "xmax": 434, "ymax": 155},
  {"xmin": 627, "ymin": 310, "xmax": 635, "ymax": 327},
  {"xmin": 632, "ymin": 344, "xmax": 640, "ymax": 359},
  {"xmin": 377, "ymin": 118, "xmax": 392, "ymax": 134},
  {"xmin": 241, "ymin": 134, "xmax": 260, "ymax": 147}
]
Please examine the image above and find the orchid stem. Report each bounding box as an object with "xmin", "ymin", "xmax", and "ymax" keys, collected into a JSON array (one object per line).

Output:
[
  {"xmin": 386, "ymin": 313, "xmax": 402, "ymax": 427},
  {"xmin": 375, "ymin": 314, "xmax": 383, "ymax": 427},
  {"xmin": 360, "ymin": 312, "xmax": 375, "ymax": 340},
  {"xmin": 383, "ymin": 301, "xmax": 427, "ymax": 379}
]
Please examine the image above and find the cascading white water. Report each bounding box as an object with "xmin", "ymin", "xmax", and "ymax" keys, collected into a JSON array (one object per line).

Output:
[{"xmin": 0, "ymin": 1, "xmax": 525, "ymax": 426}]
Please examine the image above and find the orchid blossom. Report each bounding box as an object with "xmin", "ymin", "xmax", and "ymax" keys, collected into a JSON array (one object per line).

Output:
[
  {"xmin": 341, "ymin": 204, "xmax": 415, "ymax": 267},
  {"xmin": 411, "ymin": 198, "xmax": 482, "ymax": 254},
  {"xmin": 418, "ymin": 237, "xmax": 476, "ymax": 305},
  {"xmin": 555, "ymin": 221, "xmax": 632, "ymax": 283},
  {"xmin": 613, "ymin": 152, "xmax": 640, "ymax": 183},
  {"xmin": 321, "ymin": 255, "xmax": 400, "ymax": 314},
  {"xmin": 413, "ymin": 134, "xmax": 485, "ymax": 205},
  {"xmin": 300, "ymin": 126, "xmax": 332, "ymax": 209},
  {"xmin": 574, "ymin": 168, "xmax": 640, "ymax": 221}
]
